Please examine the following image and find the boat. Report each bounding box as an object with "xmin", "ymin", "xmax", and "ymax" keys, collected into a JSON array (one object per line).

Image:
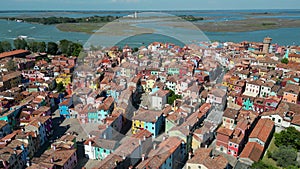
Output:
[{"xmin": 18, "ymin": 35, "xmax": 28, "ymax": 39}]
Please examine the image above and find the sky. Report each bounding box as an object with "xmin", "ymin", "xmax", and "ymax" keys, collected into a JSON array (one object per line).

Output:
[{"xmin": 1, "ymin": 0, "xmax": 300, "ymax": 10}]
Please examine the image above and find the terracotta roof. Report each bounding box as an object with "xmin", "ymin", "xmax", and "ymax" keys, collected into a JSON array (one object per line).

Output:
[
  {"xmin": 239, "ymin": 142, "xmax": 264, "ymax": 162},
  {"xmin": 98, "ymin": 96, "xmax": 114, "ymax": 111},
  {"xmin": 0, "ymin": 50, "xmax": 30, "ymax": 59},
  {"xmin": 187, "ymin": 148, "xmax": 228, "ymax": 169},
  {"xmin": 132, "ymin": 109, "xmax": 162, "ymax": 122},
  {"xmin": 136, "ymin": 136, "xmax": 182, "ymax": 169},
  {"xmin": 2, "ymin": 71, "xmax": 21, "ymax": 81},
  {"xmin": 283, "ymin": 84, "xmax": 300, "ymax": 95},
  {"xmin": 217, "ymin": 127, "xmax": 233, "ymax": 136},
  {"xmin": 209, "ymin": 88, "xmax": 226, "ymax": 98},
  {"xmin": 43, "ymin": 149, "xmax": 77, "ymax": 167},
  {"xmin": 223, "ymin": 108, "xmax": 239, "ymax": 119},
  {"xmin": 249, "ymin": 118, "xmax": 274, "ymax": 143},
  {"xmin": 0, "ymin": 120, "xmax": 8, "ymax": 129}
]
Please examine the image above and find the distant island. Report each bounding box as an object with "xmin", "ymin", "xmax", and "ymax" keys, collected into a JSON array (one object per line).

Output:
[{"xmin": 1, "ymin": 13, "xmax": 300, "ymax": 34}]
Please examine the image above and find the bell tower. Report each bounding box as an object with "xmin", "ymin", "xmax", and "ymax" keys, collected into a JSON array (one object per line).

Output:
[{"xmin": 263, "ymin": 37, "xmax": 272, "ymax": 54}]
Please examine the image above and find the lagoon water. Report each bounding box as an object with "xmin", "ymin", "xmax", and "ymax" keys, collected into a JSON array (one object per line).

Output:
[{"xmin": 0, "ymin": 10, "xmax": 300, "ymax": 47}]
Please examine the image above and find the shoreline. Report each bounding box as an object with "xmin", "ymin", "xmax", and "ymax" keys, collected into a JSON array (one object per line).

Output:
[{"xmin": 55, "ymin": 18, "xmax": 300, "ymax": 34}]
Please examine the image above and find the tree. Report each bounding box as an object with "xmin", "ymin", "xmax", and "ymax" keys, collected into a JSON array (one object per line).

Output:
[
  {"xmin": 281, "ymin": 58, "xmax": 289, "ymax": 64},
  {"xmin": 1, "ymin": 41, "xmax": 12, "ymax": 52},
  {"xmin": 133, "ymin": 47, "xmax": 139, "ymax": 52},
  {"xmin": 5, "ymin": 59, "xmax": 17, "ymax": 71},
  {"xmin": 167, "ymin": 89, "xmax": 182, "ymax": 105},
  {"xmin": 37, "ymin": 41, "xmax": 46, "ymax": 53},
  {"xmin": 70, "ymin": 42, "xmax": 83, "ymax": 57},
  {"xmin": 47, "ymin": 42, "xmax": 58, "ymax": 55},
  {"xmin": 59, "ymin": 39, "xmax": 71, "ymax": 54},
  {"xmin": 28, "ymin": 41, "xmax": 38, "ymax": 52},
  {"xmin": 271, "ymin": 146, "xmax": 298, "ymax": 168},
  {"xmin": 251, "ymin": 161, "xmax": 278, "ymax": 169},
  {"xmin": 14, "ymin": 38, "xmax": 27, "ymax": 50},
  {"xmin": 56, "ymin": 82, "xmax": 66, "ymax": 93},
  {"xmin": 274, "ymin": 127, "xmax": 300, "ymax": 149}
]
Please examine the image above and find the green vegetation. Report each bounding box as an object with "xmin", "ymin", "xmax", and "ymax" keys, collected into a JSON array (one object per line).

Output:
[
  {"xmin": 58, "ymin": 39, "xmax": 83, "ymax": 57},
  {"xmin": 179, "ymin": 15, "xmax": 204, "ymax": 21},
  {"xmin": 281, "ymin": 58, "xmax": 289, "ymax": 64},
  {"xmin": 5, "ymin": 59, "xmax": 17, "ymax": 71},
  {"xmin": 28, "ymin": 41, "xmax": 46, "ymax": 53},
  {"xmin": 56, "ymin": 82, "xmax": 66, "ymax": 93},
  {"xmin": 0, "ymin": 38, "xmax": 82, "ymax": 57},
  {"xmin": 259, "ymin": 127, "xmax": 300, "ymax": 169},
  {"xmin": 167, "ymin": 89, "xmax": 182, "ymax": 105},
  {"xmin": 274, "ymin": 127, "xmax": 300, "ymax": 149},
  {"xmin": 47, "ymin": 42, "xmax": 58, "ymax": 55},
  {"xmin": 0, "ymin": 41, "xmax": 12, "ymax": 52},
  {"xmin": 13, "ymin": 38, "xmax": 27, "ymax": 50},
  {"xmin": 262, "ymin": 137, "xmax": 280, "ymax": 168},
  {"xmin": 251, "ymin": 161, "xmax": 278, "ymax": 169},
  {"xmin": 4, "ymin": 16, "xmax": 120, "ymax": 25},
  {"xmin": 262, "ymin": 22, "xmax": 277, "ymax": 26},
  {"xmin": 56, "ymin": 23, "xmax": 106, "ymax": 34},
  {"xmin": 270, "ymin": 146, "xmax": 298, "ymax": 168}
]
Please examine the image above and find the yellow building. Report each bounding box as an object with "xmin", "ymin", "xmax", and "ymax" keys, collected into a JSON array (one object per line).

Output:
[
  {"xmin": 132, "ymin": 120, "xmax": 145, "ymax": 135},
  {"xmin": 288, "ymin": 53, "xmax": 300, "ymax": 63},
  {"xmin": 145, "ymin": 75, "xmax": 156, "ymax": 92},
  {"xmin": 55, "ymin": 74, "xmax": 72, "ymax": 87}
]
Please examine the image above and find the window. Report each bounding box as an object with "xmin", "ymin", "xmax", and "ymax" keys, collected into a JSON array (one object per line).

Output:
[{"xmin": 278, "ymin": 119, "xmax": 281, "ymax": 123}]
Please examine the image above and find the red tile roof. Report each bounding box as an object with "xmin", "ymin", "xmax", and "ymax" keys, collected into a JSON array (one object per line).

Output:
[
  {"xmin": 249, "ymin": 118, "xmax": 274, "ymax": 143},
  {"xmin": 0, "ymin": 50, "xmax": 30, "ymax": 59},
  {"xmin": 239, "ymin": 142, "xmax": 264, "ymax": 162}
]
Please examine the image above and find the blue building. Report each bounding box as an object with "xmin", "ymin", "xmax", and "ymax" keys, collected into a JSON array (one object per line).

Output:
[
  {"xmin": 132, "ymin": 109, "xmax": 164, "ymax": 137},
  {"xmin": 88, "ymin": 97, "xmax": 114, "ymax": 123},
  {"xmin": 59, "ymin": 98, "xmax": 73, "ymax": 118}
]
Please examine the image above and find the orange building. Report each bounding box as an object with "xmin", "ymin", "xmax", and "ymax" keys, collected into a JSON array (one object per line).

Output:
[{"xmin": 282, "ymin": 84, "xmax": 300, "ymax": 104}]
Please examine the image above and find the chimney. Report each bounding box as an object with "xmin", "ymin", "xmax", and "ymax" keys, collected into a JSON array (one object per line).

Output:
[
  {"xmin": 163, "ymin": 136, "xmax": 166, "ymax": 141},
  {"xmin": 89, "ymin": 140, "xmax": 92, "ymax": 147},
  {"xmin": 50, "ymin": 157, "xmax": 54, "ymax": 163},
  {"xmin": 188, "ymin": 152, "xmax": 192, "ymax": 160},
  {"xmin": 103, "ymin": 134, "xmax": 106, "ymax": 139},
  {"xmin": 143, "ymin": 136, "xmax": 146, "ymax": 141},
  {"xmin": 153, "ymin": 143, "xmax": 157, "ymax": 150},
  {"xmin": 53, "ymin": 145, "xmax": 56, "ymax": 151},
  {"xmin": 142, "ymin": 154, "xmax": 145, "ymax": 161},
  {"xmin": 139, "ymin": 139, "xmax": 142, "ymax": 145}
]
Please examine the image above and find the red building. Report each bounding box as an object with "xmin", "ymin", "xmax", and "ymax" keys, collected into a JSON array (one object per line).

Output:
[{"xmin": 216, "ymin": 127, "xmax": 233, "ymax": 154}]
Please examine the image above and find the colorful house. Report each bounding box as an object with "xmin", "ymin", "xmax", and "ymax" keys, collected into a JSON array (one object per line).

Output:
[
  {"xmin": 145, "ymin": 75, "xmax": 157, "ymax": 92},
  {"xmin": 0, "ymin": 120, "xmax": 12, "ymax": 138},
  {"xmin": 84, "ymin": 137, "xmax": 119, "ymax": 160},
  {"xmin": 55, "ymin": 73, "xmax": 72, "ymax": 87},
  {"xmin": 59, "ymin": 98, "xmax": 73, "ymax": 118},
  {"xmin": 282, "ymin": 84, "xmax": 300, "ymax": 104},
  {"xmin": 132, "ymin": 109, "xmax": 164, "ymax": 137},
  {"xmin": 136, "ymin": 136, "xmax": 186, "ymax": 169},
  {"xmin": 242, "ymin": 97, "xmax": 254, "ymax": 111}
]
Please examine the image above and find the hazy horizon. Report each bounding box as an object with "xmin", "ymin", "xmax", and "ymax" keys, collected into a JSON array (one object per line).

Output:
[{"xmin": 1, "ymin": 0, "xmax": 299, "ymax": 11}]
